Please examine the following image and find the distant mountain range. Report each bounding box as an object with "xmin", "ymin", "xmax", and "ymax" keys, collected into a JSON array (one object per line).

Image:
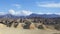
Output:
[
  {"xmin": 0, "ymin": 13, "xmax": 60, "ymax": 19},
  {"xmin": 28, "ymin": 13, "xmax": 60, "ymax": 18}
]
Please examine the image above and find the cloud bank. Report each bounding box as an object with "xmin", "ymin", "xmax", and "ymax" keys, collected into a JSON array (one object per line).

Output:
[
  {"xmin": 8, "ymin": 9, "xmax": 32, "ymax": 16},
  {"xmin": 0, "ymin": 10, "xmax": 60, "ymax": 16},
  {"xmin": 0, "ymin": 9, "xmax": 60, "ymax": 16},
  {"xmin": 0, "ymin": 12, "xmax": 7, "ymax": 15},
  {"xmin": 37, "ymin": 2, "xmax": 60, "ymax": 7}
]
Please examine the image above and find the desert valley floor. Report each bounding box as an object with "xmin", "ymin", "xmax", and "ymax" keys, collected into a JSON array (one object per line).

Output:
[{"xmin": 0, "ymin": 27, "xmax": 60, "ymax": 34}]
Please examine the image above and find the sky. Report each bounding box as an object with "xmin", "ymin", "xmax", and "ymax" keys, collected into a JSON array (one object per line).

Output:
[{"xmin": 0, "ymin": 0, "xmax": 60, "ymax": 16}]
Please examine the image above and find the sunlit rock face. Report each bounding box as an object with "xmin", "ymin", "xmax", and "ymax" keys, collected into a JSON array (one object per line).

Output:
[
  {"xmin": 17, "ymin": 23, "xmax": 23, "ymax": 29},
  {"xmin": 0, "ymin": 24, "xmax": 6, "ymax": 28},
  {"xmin": 30, "ymin": 23, "xmax": 36, "ymax": 29}
]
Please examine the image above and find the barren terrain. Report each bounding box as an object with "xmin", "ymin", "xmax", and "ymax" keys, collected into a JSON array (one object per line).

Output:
[{"xmin": 0, "ymin": 27, "xmax": 60, "ymax": 34}]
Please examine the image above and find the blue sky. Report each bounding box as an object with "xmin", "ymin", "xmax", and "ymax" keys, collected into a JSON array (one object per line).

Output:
[{"xmin": 0, "ymin": 0, "xmax": 60, "ymax": 16}]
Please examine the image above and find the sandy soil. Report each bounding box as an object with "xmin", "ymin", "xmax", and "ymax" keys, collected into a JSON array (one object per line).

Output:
[
  {"xmin": 0, "ymin": 24, "xmax": 60, "ymax": 34},
  {"xmin": 0, "ymin": 27, "xmax": 60, "ymax": 34}
]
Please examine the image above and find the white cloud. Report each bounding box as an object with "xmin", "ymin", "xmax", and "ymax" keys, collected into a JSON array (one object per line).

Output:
[
  {"xmin": 54, "ymin": 13, "xmax": 60, "ymax": 15},
  {"xmin": 8, "ymin": 9, "xmax": 32, "ymax": 16},
  {"xmin": 46, "ymin": 12, "xmax": 53, "ymax": 14},
  {"xmin": 9, "ymin": 9, "xmax": 15, "ymax": 15},
  {"xmin": 36, "ymin": 12, "xmax": 53, "ymax": 15},
  {"xmin": 13, "ymin": 4, "xmax": 20, "ymax": 7},
  {"xmin": 36, "ymin": 12, "xmax": 44, "ymax": 14},
  {"xmin": 0, "ymin": 12, "xmax": 6, "ymax": 15},
  {"xmin": 35, "ymin": 12, "xmax": 60, "ymax": 15},
  {"xmin": 38, "ymin": 3, "xmax": 60, "ymax": 7},
  {"xmin": 12, "ymin": 4, "xmax": 21, "ymax": 8},
  {"xmin": 21, "ymin": 10, "xmax": 32, "ymax": 16},
  {"xmin": 0, "ymin": 10, "xmax": 60, "ymax": 16}
]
